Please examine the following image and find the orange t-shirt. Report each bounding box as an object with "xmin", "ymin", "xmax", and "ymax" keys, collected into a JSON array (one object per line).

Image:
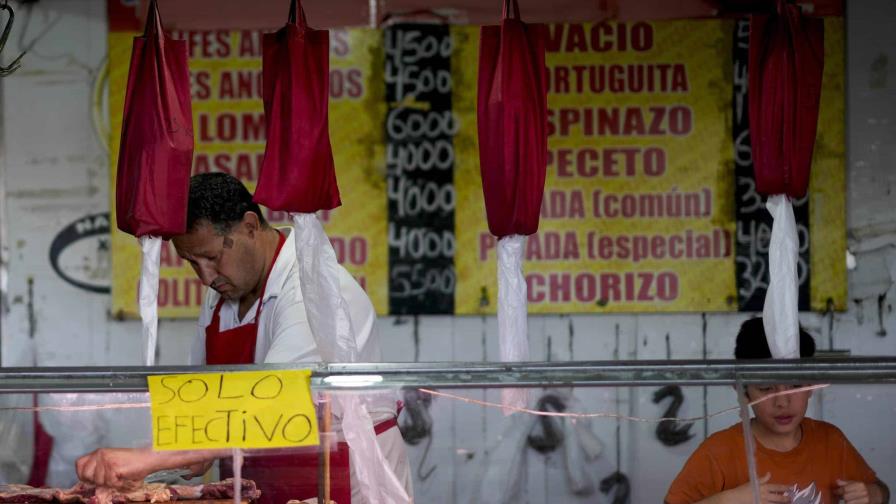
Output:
[{"xmin": 665, "ymin": 417, "xmax": 877, "ymax": 504}]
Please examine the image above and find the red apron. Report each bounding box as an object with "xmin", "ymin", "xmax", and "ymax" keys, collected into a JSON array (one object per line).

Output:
[{"xmin": 204, "ymin": 232, "xmax": 395, "ymax": 504}]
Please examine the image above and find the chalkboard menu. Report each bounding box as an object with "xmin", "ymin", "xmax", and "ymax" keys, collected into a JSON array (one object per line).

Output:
[
  {"xmin": 732, "ymin": 19, "xmax": 810, "ymax": 311},
  {"xmin": 384, "ymin": 24, "xmax": 457, "ymax": 314}
]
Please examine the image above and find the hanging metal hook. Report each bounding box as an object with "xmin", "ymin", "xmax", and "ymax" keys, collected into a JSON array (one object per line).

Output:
[{"xmin": 1, "ymin": 1, "xmax": 26, "ymax": 76}]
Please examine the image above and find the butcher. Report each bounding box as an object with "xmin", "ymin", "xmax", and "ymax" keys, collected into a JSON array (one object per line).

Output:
[{"xmin": 76, "ymin": 173, "xmax": 411, "ymax": 504}]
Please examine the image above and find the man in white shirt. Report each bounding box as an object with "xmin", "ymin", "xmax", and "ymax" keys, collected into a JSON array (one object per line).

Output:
[
  {"xmin": 76, "ymin": 173, "xmax": 410, "ymax": 504},
  {"xmin": 187, "ymin": 195, "xmax": 380, "ymax": 367}
]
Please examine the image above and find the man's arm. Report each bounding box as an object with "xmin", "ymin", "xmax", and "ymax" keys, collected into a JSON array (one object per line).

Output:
[{"xmin": 76, "ymin": 447, "xmax": 229, "ymax": 488}]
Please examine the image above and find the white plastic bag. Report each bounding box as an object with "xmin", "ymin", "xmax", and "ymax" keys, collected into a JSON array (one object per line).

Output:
[
  {"xmin": 138, "ymin": 236, "xmax": 161, "ymax": 366},
  {"xmin": 497, "ymin": 235, "xmax": 529, "ymax": 412},
  {"xmin": 763, "ymin": 195, "xmax": 800, "ymax": 358},
  {"xmin": 39, "ymin": 393, "xmax": 122, "ymax": 487}
]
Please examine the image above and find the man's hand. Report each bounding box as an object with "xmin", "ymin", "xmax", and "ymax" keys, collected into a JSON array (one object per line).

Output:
[
  {"xmin": 76, "ymin": 448, "xmax": 224, "ymax": 488},
  {"xmin": 76, "ymin": 447, "xmax": 154, "ymax": 488},
  {"xmin": 721, "ymin": 473, "xmax": 793, "ymax": 504},
  {"xmin": 835, "ymin": 479, "xmax": 887, "ymax": 504}
]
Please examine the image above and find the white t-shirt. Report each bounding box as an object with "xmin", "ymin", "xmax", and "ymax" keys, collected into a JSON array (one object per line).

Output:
[{"xmin": 190, "ymin": 228, "xmax": 380, "ymax": 365}]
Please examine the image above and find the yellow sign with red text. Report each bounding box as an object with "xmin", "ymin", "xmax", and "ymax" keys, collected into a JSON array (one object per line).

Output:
[{"xmin": 109, "ymin": 19, "xmax": 844, "ymax": 317}]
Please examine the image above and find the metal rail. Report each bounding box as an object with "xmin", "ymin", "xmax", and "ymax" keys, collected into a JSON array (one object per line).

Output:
[{"xmin": 0, "ymin": 358, "xmax": 894, "ymax": 392}]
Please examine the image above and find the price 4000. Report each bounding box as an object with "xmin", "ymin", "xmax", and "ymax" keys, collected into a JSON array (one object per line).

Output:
[{"xmin": 388, "ymin": 223, "xmax": 455, "ymax": 260}]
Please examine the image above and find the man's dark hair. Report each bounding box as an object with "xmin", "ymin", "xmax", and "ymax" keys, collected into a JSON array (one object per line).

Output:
[
  {"xmin": 734, "ymin": 317, "xmax": 816, "ymax": 359},
  {"xmin": 186, "ymin": 173, "xmax": 267, "ymax": 234}
]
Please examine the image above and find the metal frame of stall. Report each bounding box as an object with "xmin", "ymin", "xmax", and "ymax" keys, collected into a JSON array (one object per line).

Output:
[{"xmin": 0, "ymin": 358, "xmax": 894, "ymax": 392}]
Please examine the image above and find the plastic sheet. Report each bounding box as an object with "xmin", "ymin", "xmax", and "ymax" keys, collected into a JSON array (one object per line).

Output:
[
  {"xmin": 291, "ymin": 210, "xmax": 405, "ymax": 504},
  {"xmin": 469, "ymin": 414, "xmax": 530, "ymax": 504},
  {"xmin": 0, "ymin": 380, "xmax": 891, "ymax": 503},
  {"xmin": 339, "ymin": 394, "xmax": 411, "ymax": 504},
  {"xmin": 468, "ymin": 389, "xmax": 603, "ymax": 502},
  {"xmin": 562, "ymin": 393, "xmax": 603, "ymax": 496},
  {"xmin": 290, "ymin": 214, "xmax": 357, "ymax": 363},
  {"xmin": 0, "ymin": 394, "xmax": 34, "ymax": 484},
  {"xmin": 37, "ymin": 393, "xmax": 150, "ymax": 487}
]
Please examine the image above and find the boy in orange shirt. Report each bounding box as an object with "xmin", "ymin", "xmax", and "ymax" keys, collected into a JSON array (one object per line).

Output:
[{"xmin": 665, "ymin": 318, "xmax": 889, "ymax": 504}]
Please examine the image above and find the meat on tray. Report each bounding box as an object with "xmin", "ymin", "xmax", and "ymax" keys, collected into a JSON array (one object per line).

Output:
[
  {"xmin": 90, "ymin": 482, "xmax": 171, "ymax": 504},
  {"xmin": 0, "ymin": 479, "xmax": 260, "ymax": 504},
  {"xmin": 53, "ymin": 483, "xmax": 95, "ymax": 504},
  {"xmin": 190, "ymin": 479, "xmax": 259, "ymax": 501},
  {"xmin": 0, "ymin": 484, "xmax": 57, "ymax": 503}
]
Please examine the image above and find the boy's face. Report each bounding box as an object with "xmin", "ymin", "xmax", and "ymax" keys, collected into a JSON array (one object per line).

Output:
[{"xmin": 746, "ymin": 384, "xmax": 811, "ymax": 436}]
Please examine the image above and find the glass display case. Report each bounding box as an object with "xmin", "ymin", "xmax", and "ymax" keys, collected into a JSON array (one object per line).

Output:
[{"xmin": 0, "ymin": 359, "xmax": 894, "ymax": 504}]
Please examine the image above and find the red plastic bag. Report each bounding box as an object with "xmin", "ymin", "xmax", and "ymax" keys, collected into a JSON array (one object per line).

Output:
[
  {"xmin": 749, "ymin": 0, "xmax": 824, "ymax": 199},
  {"xmin": 254, "ymin": 0, "xmax": 340, "ymax": 213},
  {"xmin": 477, "ymin": 0, "xmax": 548, "ymax": 238},
  {"xmin": 115, "ymin": 0, "xmax": 193, "ymax": 238}
]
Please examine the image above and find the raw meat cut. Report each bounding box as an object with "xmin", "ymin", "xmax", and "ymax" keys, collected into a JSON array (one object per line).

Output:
[
  {"xmin": 0, "ymin": 485, "xmax": 56, "ymax": 503},
  {"xmin": 0, "ymin": 479, "xmax": 259, "ymax": 504}
]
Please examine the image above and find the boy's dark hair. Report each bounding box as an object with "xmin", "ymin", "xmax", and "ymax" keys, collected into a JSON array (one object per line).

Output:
[
  {"xmin": 734, "ymin": 317, "xmax": 816, "ymax": 359},
  {"xmin": 186, "ymin": 173, "xmax": 267, "ymax": 234}
]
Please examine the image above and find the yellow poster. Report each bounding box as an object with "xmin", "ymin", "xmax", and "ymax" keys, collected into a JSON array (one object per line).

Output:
[{"xmin": 109, "ymin": 28, "xmax": 387, "ymax": 318}]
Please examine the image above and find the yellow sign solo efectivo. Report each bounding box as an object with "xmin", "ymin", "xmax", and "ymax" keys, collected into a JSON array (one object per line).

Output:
[{"xmin": 148, "ymin": 370, "xmax": 319, "ymax": 450}]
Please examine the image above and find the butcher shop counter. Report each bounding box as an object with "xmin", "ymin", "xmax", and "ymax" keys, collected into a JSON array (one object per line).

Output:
[{"xmin": 0, "ymin": 360, "xmax": 894, "ymax": 504}]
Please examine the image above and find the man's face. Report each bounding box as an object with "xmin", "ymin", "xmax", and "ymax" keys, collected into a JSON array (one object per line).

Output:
[
  {"xmin": 172, "ymin": 219, "xmax": 260, "ymax": 302},
  {"xmin": 746, "ymin": 384, "xmax": 811, "ymax": 437}
]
